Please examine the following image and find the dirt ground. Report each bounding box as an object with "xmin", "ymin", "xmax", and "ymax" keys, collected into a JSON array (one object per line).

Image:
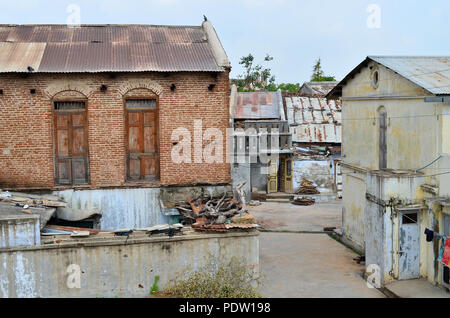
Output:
[
  {"xmin": 250, "ymin": 201, "xmax": 384, "ymax": 298},
  {"xmin": 248, "ymin": 200, "xmax": 342, "ymax": 232}
]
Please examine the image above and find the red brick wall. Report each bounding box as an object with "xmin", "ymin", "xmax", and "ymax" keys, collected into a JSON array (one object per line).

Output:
[{"xmin": 0, "ymin": 71, "xmax": 231, "ymax": 189}]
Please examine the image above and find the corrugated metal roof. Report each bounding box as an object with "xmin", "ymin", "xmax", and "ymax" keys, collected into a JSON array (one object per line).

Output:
[
  {"xmin": 327, "ymin": 56, "xmax": 450, "ymax": 98},
  {"xmin": 369, "ymin": 56, "xmax": 450, "ymax": 95},
  {"xmin": 233, "ymin": 91, "xmax": 281, "ymax": 120},
  {"xmin": 0, "ymin": 25, "xmax": 224, "ymax": 73},
  {"xmin": 285, "ymin": 96, "xmax": 342, "ymax": 143},
  {"xmin": 298, "ymin": 81, "xmax": 338, "ymax": 96}
]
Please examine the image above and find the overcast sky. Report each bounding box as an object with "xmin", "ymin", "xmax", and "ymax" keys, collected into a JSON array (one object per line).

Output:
[{"xmin": 1, "ymin": 0, "xmax": 449, "ymax": 84}]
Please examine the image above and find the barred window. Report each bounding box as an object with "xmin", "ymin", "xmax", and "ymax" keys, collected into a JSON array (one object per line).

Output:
[
  {"xmin": 126, "ymin": 99, "xmax": 156, "ymax": 109},
  {"xmin": 54, "ymin": 101, "xmax": 86, "ymax": 110}
]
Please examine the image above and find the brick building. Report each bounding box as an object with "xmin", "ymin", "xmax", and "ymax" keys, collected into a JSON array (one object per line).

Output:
[{"xmin": 0, "ymin": 21, "xmax": 232, "ymax": 229}]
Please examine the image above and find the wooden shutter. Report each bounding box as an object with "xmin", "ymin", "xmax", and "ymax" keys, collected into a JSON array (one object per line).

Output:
[
  {"xmin": 54, "ymin": 101, "xmax": 89, "ymax": 185},
  {"xmin": 126, "ymin": 99, "xmax": 159, "ymax": 181}
]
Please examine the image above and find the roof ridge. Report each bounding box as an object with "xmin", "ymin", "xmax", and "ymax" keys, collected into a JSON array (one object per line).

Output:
[
  {"xmin": 369, "ymin": 55, "xmax": 450, "ymax": 58},
  {"xmin": 0, "ymin": 24, "xmax": 203, "ymax": 28}
]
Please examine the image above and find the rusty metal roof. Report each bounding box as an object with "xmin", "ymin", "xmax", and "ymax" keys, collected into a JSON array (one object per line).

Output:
[
  {"xmin": 327, "ymin": 56, "xmax": 450, "ymax": 98},
  {"xmin": 233, "ymin": 91, "xmax": 281, "ymax": 120},
  {"xmin": 298, "ymin": 81, "xmax": 338, "ymax": 96},
  {"xmin": 0, "ymin": 24, "xmax": 225, "ymax": 73},
  {"xmin": 285, "ymin": 95, "xmax": 342, "ymax": 143}
]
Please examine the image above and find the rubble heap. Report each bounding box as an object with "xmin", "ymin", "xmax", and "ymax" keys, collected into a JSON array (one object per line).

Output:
[
  {"xmin": 296, "ymin": 179, "xmax": 320, "ymax": 195},
  {"xmin": 291, "ymin": 197, "xmax": 315, "ymax": 206},
  {"xmin": 175, "ymin": 192, "xmax": 257, "ymax": 232}
]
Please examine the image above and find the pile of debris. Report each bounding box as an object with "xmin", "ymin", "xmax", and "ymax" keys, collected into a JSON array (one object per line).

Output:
[
  {"xmin": 0, "ymin": 190, "xmax": 67, "ymax": 229},
  {"xmin": 175, "ymin": 192, "xmax": 258, "ymax": 232},
  {"xmin": 296, "ymin": 180, "xmax": 320, "ymax": 195},
  {"xmin": 0, "ymin": 190, "xmax": 66, "ymax": 209},
  {"xmin": 291, "ymin": 197, "xmax": 315, "ymax": 206}
]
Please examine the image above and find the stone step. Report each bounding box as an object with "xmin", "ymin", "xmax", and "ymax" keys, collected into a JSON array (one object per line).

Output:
[
  {"xmin": 266, "ymin": 193, "xmax": 294, "ymax": 200},
  {"xmin": 266, "ymin": 198, "xmax": 292, "ymax": 203}
]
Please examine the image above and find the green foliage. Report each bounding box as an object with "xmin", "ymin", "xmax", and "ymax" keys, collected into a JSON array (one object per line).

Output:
[
  {"xmin": 156, "ymin": 257, "xmax": 261, "ymax": 298},
  {"xmin": 150, "ymin": 275, "xmax": 160, "ymax": 295},
  {"xmin": 233, "ymin": 53, "xmax": 275, "ymax": 91},
  {"xmin": 266, "ymin": 82, "xmax": 302, "ymax": 93},
  {"xmin": 311, "ymin": 58, "xmax": 336, "ymax": 82}
]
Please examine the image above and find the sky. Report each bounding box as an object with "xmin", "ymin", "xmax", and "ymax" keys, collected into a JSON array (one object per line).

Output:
[{"xmin": 0, "ymin": 0, "xmax": 449, "ymax": 84}]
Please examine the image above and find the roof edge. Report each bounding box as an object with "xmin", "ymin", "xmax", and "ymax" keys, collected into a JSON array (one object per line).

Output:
[{"xmin": 202, "ymin": 20, "xmax": 230, "ymax": 69}]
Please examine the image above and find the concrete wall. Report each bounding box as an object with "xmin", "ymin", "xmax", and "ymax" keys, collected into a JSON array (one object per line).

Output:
[
  {"xmin": 342, "ymin": 170, "xmax": 366, "ymax": 251},
  {"xmin": 293, "ymin": 160, "xmax": 333, "ymax": 193},
  {"xmin": 0, "ymin": 231, "xmax": 259, "ymax": 298},
  {"xmin": 231, "ymin": 163, "xmax": 251, "ymax": 202},
  {"xmin": 0, "ymin": 214, "xmax": 40, "ymax": 248},
  {"xmin": 55, "ymin": 188, "xmax": 168, "ymax": 230},
  {"xmin": 250, "ymin": 162, "xmax": 267, "ymax": 193},
  {"xmin": 54, "ymin": 185, "xmax": 232, "ymax": 230}
]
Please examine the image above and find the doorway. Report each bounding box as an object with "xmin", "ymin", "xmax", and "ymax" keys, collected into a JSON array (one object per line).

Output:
[
  {"xmin": 398, "ymin": 210, "xmax": 420, "ymax": 280},
  {"xmin": 125, "ymin": 99, "xmax": 159, "ymax": 181}
]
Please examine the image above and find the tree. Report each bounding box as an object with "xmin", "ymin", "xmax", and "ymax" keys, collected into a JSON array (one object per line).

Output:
[
  {"xmin": 232, "ymin": 53, "xmax": 276, "ymax": 91},
  {"xmin": 266, "ymin": 82, "xmax": 301, "ymax": 93},
  {"xmin": 311, "ymin": 58, "xmax": 336, "ymax": 82}
]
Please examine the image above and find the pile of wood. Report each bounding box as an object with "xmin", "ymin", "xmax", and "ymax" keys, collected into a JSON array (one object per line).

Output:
[
  {"xmin": 175, "ymin": 192, "xmax": 256, "ymax": 232},
  {"xmin": 296, "ymin": 180, "xmax": 320, "ymax": 195},
  {"xmin": 291, "ymin": 197, "xmax": 315, "ymax": 206}
]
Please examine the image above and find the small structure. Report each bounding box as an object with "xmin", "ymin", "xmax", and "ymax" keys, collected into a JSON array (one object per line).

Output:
[
  {"xmin": 327, "ymin": 56, "xmax": 450, "ymax": 288},
  {"xmin": 229, "ymin": 87, "xmax": 293, "ymax": 201},
  {"xmin": 283, "ymin": 82, "xmax": 342, "ymax": 199}
]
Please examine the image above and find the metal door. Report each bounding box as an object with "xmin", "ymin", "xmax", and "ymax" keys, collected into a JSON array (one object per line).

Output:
[{"xmin": 398, "ymin": 211, "xmax": 420, "ymax": 280}]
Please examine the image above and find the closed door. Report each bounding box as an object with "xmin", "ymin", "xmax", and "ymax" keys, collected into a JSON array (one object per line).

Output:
[
  {"xmin": 398, "ymin": 211, "xmax": 420, "ymax": 280},
  {"xmin": 126, "ymin": 99, "xmax": 159, "ymax": 181},
  {"xmin": 54, "ymin": 101, "xmax": 89, "ymax": 185},
  {"xmin": 284, "ymin": 157, "xmax": 293, "ymax": 193},
  {"xmin": 267, "ymin": 159, "xmax": 278, "ymax": 193}
]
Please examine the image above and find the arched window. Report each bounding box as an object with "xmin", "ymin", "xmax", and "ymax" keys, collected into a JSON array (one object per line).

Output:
[{"xmin": 378, "ymin": 107, "xmax": 387, "ymax": 169}]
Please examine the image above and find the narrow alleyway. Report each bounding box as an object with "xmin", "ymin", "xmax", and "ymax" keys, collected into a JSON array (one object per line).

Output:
[{"xmin": 249, "ymin": 201, "xmax": 384, "ymax": 298}]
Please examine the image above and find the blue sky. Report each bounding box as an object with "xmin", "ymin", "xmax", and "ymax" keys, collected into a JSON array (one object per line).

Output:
[{"xmin": 1, "ymin": 0, "xmax": 449, "ymax": 83}]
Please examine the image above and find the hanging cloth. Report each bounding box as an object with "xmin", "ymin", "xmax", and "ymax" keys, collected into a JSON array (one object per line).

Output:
[
  {"xmin": 424, "ymin": 228, "xmax": 434, "ymax": 242},
  {"xmin": 438, "ymin": 236, "xmax": 450, "ymax": 266}
]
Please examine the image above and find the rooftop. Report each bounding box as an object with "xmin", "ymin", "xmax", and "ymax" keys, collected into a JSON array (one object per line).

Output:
[
  {"xmin": 284, "ymin": 93, "xmax": 342, "ymax": 144},
  {"xmin": 0, "ymin": 22, "xmax": 229, "ymax": 73},
  {"xmin": 232, "ymin": 91, "xmax": 283, "ymax": 120},
  {"xmin": 327, "ymin": 56, "xmax": 450, "ymax": 99}
]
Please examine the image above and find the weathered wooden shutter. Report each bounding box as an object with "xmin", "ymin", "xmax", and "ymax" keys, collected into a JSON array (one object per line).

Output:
[
  {"xmin": 126, "ymin": 99, "xmax": 159, "ymax": 181},
  {"xmin": 54, "ymin": 101, "xmax": 89, "ymax": 185}
]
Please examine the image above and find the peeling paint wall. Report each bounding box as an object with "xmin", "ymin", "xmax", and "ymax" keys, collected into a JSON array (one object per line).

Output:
[
  {"xmin": 0, "ymin": 217, "xmax": 40, "ymax": 248},
  {"xmin": 0, "ymin": 232, "xmax": 259, "ymax": 298},
  {"xmin": 342, "ymin": 171, "xmax": 366, "ymax": 250},
  {"xmin": 341, "ymin": 60, "xmax": 447, "ymax": 258},
  {"xmin": 293, "ymin": 160, "xmax": 333, "ymax": 193},
  {"xmin": 54, "ymin": 188, "xmax": 168, "ymax": 230}
]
